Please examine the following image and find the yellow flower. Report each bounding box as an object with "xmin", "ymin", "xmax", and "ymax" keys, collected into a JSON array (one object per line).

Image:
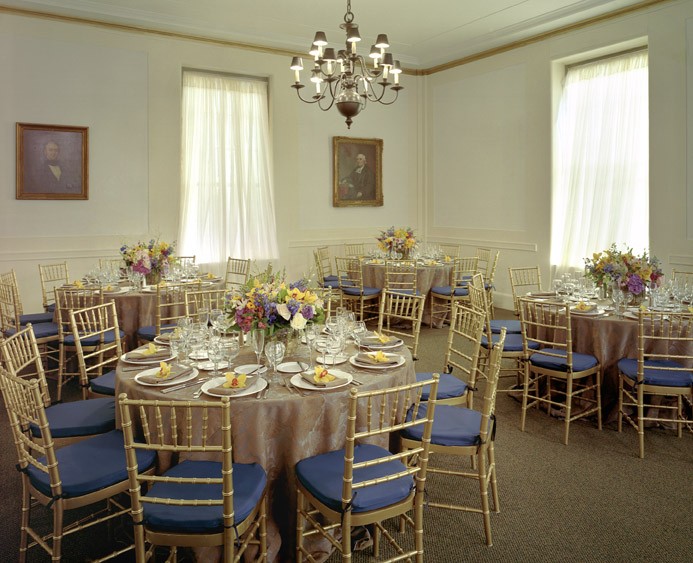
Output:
[
  {"xmin": 368, "ymin": 350, "xmax": 390, "ymax": 363},
  {"xmin": 158, "ymin": 361, "xmax": 171, "ymax": 379},
  {"xmin": 142, "ymin": 343, "xmax": 159, "ymax": 356},
  {"xmin": 73, "ymin": 279, "xmax": 84, "ymax": 289},
  {"xmin": 314, "ymin": 367, "xmax": 335, "ymax": 384},
  {"xmin": 223, "ymin": 372, "xmax": 247, "ymax": 389},
  {"xmin": 373, "ymin": 331, "xmax": 391, "ymax": 343}
]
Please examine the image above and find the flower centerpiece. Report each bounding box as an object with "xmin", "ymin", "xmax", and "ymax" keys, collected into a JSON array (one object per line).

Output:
[
  {"xmin": 225, "ymin": 265, "xmax": 325, "ymax": 337},
  {"xmin": 584, "ymin": 244, "xmax": 663, "ymax": 300},
  {"xmin": 377, "ymin": 226, "xmax": 417, "ymax": 258},
  {"xmin": 120, "ymin": 239, "xmax": 176, "ymax": 285}
]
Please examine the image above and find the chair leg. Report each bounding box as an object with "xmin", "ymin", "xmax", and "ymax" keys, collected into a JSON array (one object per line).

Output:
[
  {"xmin": 564, "ymin": 376, "xmax": 573, "ymax": 446},
  {"xmin": 19, "ymin": 482, "xmax": 30, "ymax": 563},
  {"xmin": 637, "ymin": 386, "xmax": 645, "ymax": 459},
  {"xmin": 341, "ymin": 512, "xmax": 352, "ymax": 562},
  {"xmin": 477, "ymin": 449, "xmax": 493, "ymax": 547},
  {"xmin": 488, "ymin": 442, "xmax": 500, "ymax": 513},
  {"xmin": 520, "ymin": 364, "xmax": 530, "ymax": 432},
  {"xmin": 53, "ymin": 500, "xmax": 64, "ymax": 562},
  {"xmin": 596, "ymin": 372, "xmax": 603, "ymax": 431},
  {"xmin": 617, "ymin": 377, "xmax": 624, "ymax": 433},
  {"xmin": 259, "ymin": 497, "xmax": 268, "ymax": 562},
  {"xmin": 295, "ymin": 490, "xmax": 305, "ymax": 562}
]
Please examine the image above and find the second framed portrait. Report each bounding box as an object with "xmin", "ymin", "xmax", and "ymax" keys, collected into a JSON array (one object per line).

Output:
[{"xmin": 333, "ymin": 136, "xmax": 383, "ymax": 207}]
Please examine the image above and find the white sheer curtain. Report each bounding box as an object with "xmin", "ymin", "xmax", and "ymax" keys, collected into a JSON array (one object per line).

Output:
[
  {"xmin": 179, "ymin": 70, "xmax": 278, "ymax": 270},
  {"xmin": 550, "ymin": 51, "xmax": 649, "ymax": 276}
]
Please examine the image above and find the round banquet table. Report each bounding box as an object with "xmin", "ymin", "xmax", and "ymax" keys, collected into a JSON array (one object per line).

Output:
[
  {"xmin": 115, "ymin": 341, "xmax": 416, "ymax": 562},
  {"xmin": 361, "ymin": 260, "xmax": 453, "ymax": 327}
]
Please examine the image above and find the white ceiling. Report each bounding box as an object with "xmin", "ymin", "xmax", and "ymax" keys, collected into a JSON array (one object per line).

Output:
[{"xmin": 1, "ymin": 0, "xmax": 655, "ymax": 69}]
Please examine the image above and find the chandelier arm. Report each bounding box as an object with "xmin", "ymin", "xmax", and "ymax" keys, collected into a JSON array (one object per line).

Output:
[{"xmin": 292, "ymin": 86, "xmax": 328, "ymax": 107}]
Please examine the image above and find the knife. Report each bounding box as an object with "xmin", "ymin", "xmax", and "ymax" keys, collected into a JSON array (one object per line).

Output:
[{"xmin": 161, "ymin": 376, "xmax": 212, "ymax": 394}]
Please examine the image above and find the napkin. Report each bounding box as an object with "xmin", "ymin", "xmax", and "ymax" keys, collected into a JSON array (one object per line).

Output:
[
  {"xmin": 155, "ymin": 329, "xmax": 180, "ymax": 343},
  {"xmin": 209, "ymin": 373, "xmax": 253, "ymax": 395},
  {"xmin": 361, "ymin": 332, "xmax": 393, "ymax": 346},
  {"xmin": 300, "ymin": 367, "xmax": 346, "ymax": 387},
  {"xmin": 138, "ymin": 363, "xmax": 194, "ymax": 385},
  {"xmin": 355, "ymin": 351, "xmax": 399, "ymax": 366},
  {"xmin": 126, "ymin": 343, "xmax": 171, "ymax": 362}
]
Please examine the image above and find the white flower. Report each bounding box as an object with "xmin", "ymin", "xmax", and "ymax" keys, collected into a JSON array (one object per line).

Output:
[
  {"xmin": 276, "ymin": 303, "xmax": 291, "ymax": 321},
  {"xmin": 290, "ymin": 311, "xmax": 307, "ymax": 330}
]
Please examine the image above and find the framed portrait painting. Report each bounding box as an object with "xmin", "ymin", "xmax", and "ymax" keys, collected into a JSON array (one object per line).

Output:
[
  {"xmin": 333, "ymin": 136, "xmax": 383, "ymax": 207},
  {"xmin": 16, "ymin": 123, "xmax": 89, "ymax": 200}
]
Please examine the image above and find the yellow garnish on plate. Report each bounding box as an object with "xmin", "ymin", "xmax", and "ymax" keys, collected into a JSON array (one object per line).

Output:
[
  {"xmin": 142, "ymin": 343, "xmax": 159, "ymax": 356},
  {"xmin": 158, "ymin": 361, "xmax": 171, "ymax": 379},
  {"xmin": 639, "ymin": 304, "xmax": 649, "ymax": 311},
  {"xmin": 373, "ymin": 331, "xmax": 391, "ymax": 343},
  {"xmin": 368, "ymin": 350, "xmax": 390, "ymax": 363},
  {"xmin": 688, "ymin": 306, "xmax": 693, "ymax": 314},
  {"xmin": 206, "ymin": 272, "xmax": 216, "ymax": 279},
  {"xmin": 314, "ymin": 366, "xmax": 336, "ymax": 384},
  {"xmin": 223, "ymin": 372, "xmax": 247, "ymax": 389},
  {"xmin": 444, "ymin": 255, "xmax": 452, "ymax": 263},
  {"xmin": 575, "ymin": 301, "xmax": 591, "ymax": 311},
  {"xmin": 73, "ymin": 279, "xmax": 84, "ymax": 289}
]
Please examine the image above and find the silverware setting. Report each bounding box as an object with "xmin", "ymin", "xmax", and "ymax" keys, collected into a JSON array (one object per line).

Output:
[{"xmin": 161, "ymin": 376, "xmax": 212, "ymax": 394}]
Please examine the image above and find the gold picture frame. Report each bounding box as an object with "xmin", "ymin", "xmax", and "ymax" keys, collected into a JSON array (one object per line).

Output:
[
  {"xmin": 333, "ymin": 136, "xmax": 383, "ymax": 207},
  {"xmin": 16, "ymin": 122, "xmax": 89, "ymax": 200}
]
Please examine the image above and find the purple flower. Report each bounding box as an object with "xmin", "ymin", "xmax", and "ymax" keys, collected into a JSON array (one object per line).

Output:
[{"xmin": 626, "ymin": 274, "xmax": 645, "ymax": 295}]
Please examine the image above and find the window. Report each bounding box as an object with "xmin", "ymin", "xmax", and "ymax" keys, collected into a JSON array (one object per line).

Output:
[
  {"xmin": 179, "ymin": 70, "xmax": 278, "ymax": 266},
  {"xmin": 550, "ymin": 50, "xmax": 648, "ymax": 272}
]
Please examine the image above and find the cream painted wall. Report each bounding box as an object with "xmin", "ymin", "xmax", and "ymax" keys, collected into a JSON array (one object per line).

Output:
[
  {"xmin": 0, "ymin": 11, "xmax": 421, "ymax": 312},
  {"xmin": 426, "ymin": 0, "xmax": 693, "ymax": 310}
]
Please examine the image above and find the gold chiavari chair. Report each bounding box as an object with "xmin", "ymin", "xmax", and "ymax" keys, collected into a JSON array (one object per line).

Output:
[
  {"xmin": 1, "ymin": 270, "xmax": 55, "ymax": 325},
  {"xmin": 185, "ymin": 288, "xmax": 228, "ymax": 320},
  {"xmin": 225, "ymin": 257, "xmax": 251, "ymax": 291},
  {"xmin": 137, "ymin": 280, "xmax": 202, "ymax": 343},
  {"xmin": 480, "ymin": 250, "xmax": 502, "ymax": 320},
  {"xmin": 335, "ymin": 256, "xmax": 381, "ymax": 322},
  {"xmin": 119, "ymin": 394, "xmax": 268, "ymax": 562},
  {"xmin": 0, "ymin": 324, "xmax": 117, "ymax": 448},
  {"xmin": 518, "ymin": 297, "xmax": 602, "ymax": 445},
  {"xmin": 39, "ymin": 261, "xmax": 69, "ymax": 313},
  {"xmin": 468, "ymin": 274, "xmax": 530, "ymax": 391},
  {"xmin": 617, "ymin": 310, "xmax": 693, "ymax": 458},
  {"xmin": 508, "ymin": 266, "xmax": 543, "ymax": 317},
  {"xmin": 54, "ymin": 285, "xmax": 104, "ymax": 401},
  {"xmin": 343, "ymin": 242, "xmax": 365, "ymax": 258},
  {"xmin": 439, "ymin": 243, "xmax": 461, "ymax": 260},
  {"xmin": 295, "ymin": 375, "xmax": 439, "ymax": 562},
  {"xmin": 98, "ymin": 257, "xmax": 124, "ymax": 270},
  {"xmin": 401, "ymin": 329, "xmax": 505, "ymax": 546},
  {"xmin": 314, "ymin": 247, "xmax": 340, "ymax": 289},
  {"xmin": 384, "ymin": 259, "xmax": 418, "ymax": 294},
  {"xmin": 377, "ymin": 290, "xmax": 426, "ymax": 359},
  {"xmin": 69, "ymin": 301, "xmax": 123, "ymax": 399},
  {"xmin": 671, "ymin": 269, "xmax": 693, "ymax": 288},
  {"xmin": 429, "ymin": 256, "xmax": 479, "ymax": 328},
  {"xmin": 0, "ymin": 363, "xmax": 155, "ymax": 562},
  {"xmin": 415, "ymin": 303, "xmax": 485, "ymax": 407}
]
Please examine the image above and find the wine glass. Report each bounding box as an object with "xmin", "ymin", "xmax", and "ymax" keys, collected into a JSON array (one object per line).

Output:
[
  {"xmin": 249, "ymin": 329, "xmax": 265, "ymax": 369},
  {"xmin": 325, "ymin": 333, "xmax": 344, "ymax": 366},
  {"xmin": 265, "ymin": 340, "xmax": 285, "ymax": 384},
  {"xmin": 352, "ymin": 320, "xmax": 367, "ymax": 347},
  {"xmin": 207, "ymin": 337, "xmax": 224, "ymax": 376},
  {"xmin": 222, "ymin": 337, "xmax": 240, "ymax": 371},
  {"xmin": 209, "ymin": 308, "xmax": 223, "ymax": 331},
  {"xmin": 304, "ymin": 322, "xmax": 319, "ymax": 369},
  {"xmin": 197, "ymin": 306, "xmax": 210, "ymax": 326},
  {"xmin": 169, "ymin": 333, "xmax": 184, "ymax": 365},
  {"xmin": 612, "ymin": 284, "xmax": 625, "ymax": 317}
]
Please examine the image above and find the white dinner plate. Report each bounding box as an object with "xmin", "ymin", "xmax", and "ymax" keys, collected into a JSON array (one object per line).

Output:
[
  {"xmin": 359, "ymin": 337, "xmax": 404, "ymax": 350},
  {"xmin": 570, "ymin": 307, "xmax": 603, "ymax": 316},
  {"xmin": 195, "ymin": 360, "xmax": 230, "ymax": 371},
  {"xmin": 622, "ymin": 312, "xmax": 639, "ymax": 320},
  {"xmin": 102, "ymin": 287, "xmax": 129, "ymax": 295},
  {"xmin": 200, "ymin": 376, "xmax": 266, "ymax": 398},
  {"xmin": 290, "ymin": 370, "xmax": 352, "ymax": 391},
  {"xmin": 140, "ymin": 285, "xmax": 158, "ymax": 293},
  {"xmin": 134, "ymin": 366, "xmax": 198, "ymax": 387},
  {"xmin": 188, "ymin": 351, "xmax": 208, "ymax": 360},
  {"xmin": 120, "ymin": 351, "xmax": 175, "ymax": 365},
  {"xmin": 316, "ymin": 353, "xmax": 349, "ymax": 366},
  {"xmin": 349, "ymin": 352, "xmax": 405, "ymax": 370},
  {"xmin": 277, "ymin": 361, "xmax": 308, "ymax": 374},
  {"xmin": 153, "ymin": 335, "xmax": 174, "ymax": 345},
  {"xmin": 234, "ymin": 363, "xmax": 268, "ymax": 376}
]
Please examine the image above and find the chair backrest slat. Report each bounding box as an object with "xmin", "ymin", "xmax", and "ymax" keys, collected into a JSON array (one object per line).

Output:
[
  {"xmin": 509, "ymin": 266, "xmax": 542, "ymax": 316},
  {"xmin": 39, "ymin": 262, "xmax": 69, "ymax": 311}
]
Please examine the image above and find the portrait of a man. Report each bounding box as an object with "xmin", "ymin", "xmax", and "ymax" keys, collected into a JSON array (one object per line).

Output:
[
  {"xmin": 333, "ymin": 137, "xmax": 383, "ymax": 207},
  {"xmin": 16, "ymin": 123, "xmax": 88, "ymax": 200}
]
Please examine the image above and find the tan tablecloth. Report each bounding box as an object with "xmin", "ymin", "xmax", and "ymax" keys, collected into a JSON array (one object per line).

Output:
[
  {"xmin": 361, "ymin": 262, "xmax": 453, "ymax": 327},
  {"xmin": 116, "ymin": 342, "xmax": 416, "ymax": 562}
]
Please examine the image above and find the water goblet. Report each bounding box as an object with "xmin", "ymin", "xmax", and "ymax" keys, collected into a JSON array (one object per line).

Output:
[
  {"xmin": 222, "ymin": 335, "xmax": 240, "ymax": 369},
  {"xmin": 209, "ymin": 308, "xmax": 223, "ymax": 331},
  {"xmin": 207, "ymin": 338, "xmax": 224, "ymax": 376},
  {"xmin": 265, "ymin": 340, "xmax": 286, "ymax": 384},
  {"xmin": 197, "ymin": 306, "xmax": 210, "ymax": 326},
  {"xmin": 304, "ymin": 322, "xmax": 318, "ymax": 368},
  {"xmin": 169, "ymin": 333, "xmax": 184, "ymax": 364},
  {"xmin": 325, "ymin": 333, "xmax": 344, "ymax": 365},
  {"xmin": 249, "ymin": 329, "xmax": 265, "ymax": 369},
  {"xmin": 352, "ymin": 320, "xmax": 367, "ymax": 347}
]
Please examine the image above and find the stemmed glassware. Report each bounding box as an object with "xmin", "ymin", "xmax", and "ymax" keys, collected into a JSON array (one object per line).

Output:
[
  {"xmin": 304, "ymin": 322, "xmax": 319, "ymax": 369},
  {"xmin": 265, "ymin": 340, "xmax": 286, "ymax": 384},
  {"xmin": 352, "ymin": 320, "xmax": 367, "ymax": 347},
  {"xmin": 249, "ymin": 329, "xmax": 265, "ymax": 368},
  {"xmin": 222, "ymin": 336, "xmax": 240, "ymax": 372},
  {"xmin": 207, "ymin": 337, "xmax": 224, "ymax": 376},
  {"xmin": 209, "ymin": 308, "xmax": 223, "ymax": 332}
]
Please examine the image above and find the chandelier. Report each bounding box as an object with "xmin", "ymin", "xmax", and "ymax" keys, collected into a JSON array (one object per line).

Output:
[{"xmin": 289, "ymin": 0, "xmax": 403, "ymax": 128}]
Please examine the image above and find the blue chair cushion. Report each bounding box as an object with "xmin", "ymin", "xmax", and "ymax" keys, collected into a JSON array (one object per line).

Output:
[
  {"xmin": 6, "ymin": 322, "xmax": 60, "ymax": 340},
  {"xmin": 324, "ymin": 275, "xmax": 339, "ymax": 282},
  {"xmin": 617, "ymin": 358, "xmax": 693, "ymax": 388},
  {"xmin": 431, "ymin": 286, "xmax": 469, "ymax": 297},
  {"xmin": 47, "ymin": 303, "xmax": 56, "ymax": 313},
  {"xmin": 143, "ymin": 460, "xmax": 267, "ymax": 533},
  {"xmin": 490, "ymin": 319, "xmax": 521, "ymax": 334},
  {"xmin": 27, "ymin": 430, "xmax": 156, "ymax": 499},
  {"xmin": 90, "ymin": 370, "xmax": 116, "ymax": 395},
  {"xmin": 341, "ymin": 287, "xmax": 381, "ymax": 297},
  {"xmin": 416, "ymin": 372, "xmax": 467, "ymax": 400},
  {"xmin": 31, "ymin": 397, "xmax": 116, "ymax": 438},
  {"xmin": 403, "ymin": 403, "xmax": 488, "ymax": 447},
  {"xmin": 323, "ymin": 279, "xmax": 341, "ymax": 290},
  {"xmin": 137, "ymin": 323, "xmax": 177, "ymax": 341},
  {"xmin": 481, "ymin": 332, "xmax": 534, "ymax": 352},
  {"xmin": 388, "ymin": 289, "xmax": 422, "ymax": 296},
  {"xmin": 296, "ymin": 444, "xmax": 413, "ymax": 514},
  {"xmin": 529, "ymin": 348, "xmax": 598, "ymax": 372},
  {"xmin": 62, "ymin": 329, "xmax": 125, "ymax": 346},
  {"xmin": 20, "ymin": 311, "xmax": 55, "ymax": 325}
]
